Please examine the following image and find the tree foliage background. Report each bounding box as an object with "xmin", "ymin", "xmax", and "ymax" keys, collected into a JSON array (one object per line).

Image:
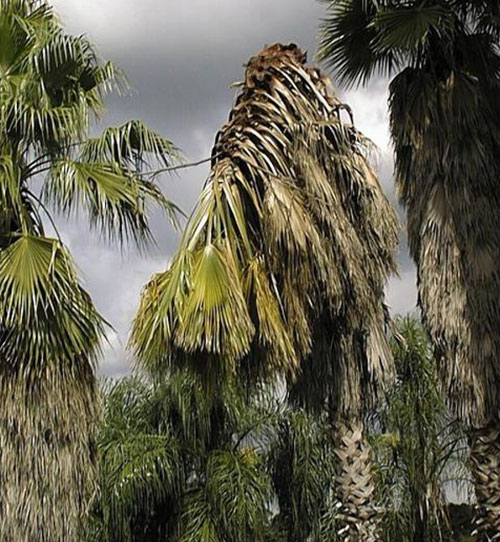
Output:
[
  {"xmin": 0, "ymin": 1, "xmax": 178, "ymax": 539},
  {"xmin": 84, "ymin": 316, "xmax": 471, "ymax": 542}
]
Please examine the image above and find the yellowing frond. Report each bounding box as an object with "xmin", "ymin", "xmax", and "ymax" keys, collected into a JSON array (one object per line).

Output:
[{"xmin": 131, "ymin": 44, "xmax": 398, "ymax": 413}]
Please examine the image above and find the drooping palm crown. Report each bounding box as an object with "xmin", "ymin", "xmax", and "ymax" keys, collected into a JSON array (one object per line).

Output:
[
  {"xmin": 318, "ymin": 0, "xmax": 500, "ymax": 428},
  {"xmin": 0, "ymin": 1, "xmax": 178, "ymax": 540},
  {"xmin": 131, "ymin": 43, "xmax": 398, "ymax": 418},
  {"xmin": 318, "ymin": 2, "xmax": 500, "ymax": 537},
  {"xmin": 131, "ymin": 43, "xmax": 398, "ymax": 542}
]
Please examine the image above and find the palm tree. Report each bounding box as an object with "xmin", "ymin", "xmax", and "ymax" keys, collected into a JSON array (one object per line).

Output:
[
  {"xmin": 84, "ymin": 374, "xmax": 275, "ymax": 542},
  {"xmin": 0, "ymin": 1, "xmax": 178, "ymax": 539},
  {"xmin": 90, "ymin": 355, "xmax": 474, "ymax": 542},
  {"xmin": 131, "ymin": 43, "xmax": 398, "ymax": 540},
  {"xmin": 375, "ymin": 315, "xmax": 468, "ymax": 542},
  {"xmin": 317, "ymin": 1, "xmax": 500, "ymax": 538},
  {"xmin": 87, "ymin": 376, "xmax": 344, "ymax": 542},
  {"xmin": 84, "ymin": 377, "xmax": 182, "ymax": 542},
  {"xmin": 269, "ymin": 409, "xmax": 336, "ymax": 542}
]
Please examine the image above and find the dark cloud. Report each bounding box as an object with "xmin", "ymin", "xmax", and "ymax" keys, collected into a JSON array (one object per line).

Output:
[{"xmin": 50, "ymin": 0, "xmax": 417, "ymax": 375}]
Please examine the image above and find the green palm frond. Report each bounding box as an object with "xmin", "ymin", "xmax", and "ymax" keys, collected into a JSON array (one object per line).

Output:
[
  {"xmin": 99, "ymin": 434, "xmax": 181, "ymax": 538},
  {"xmin": 177, "ymin": 445, "xmax": 272, "ymax": 542},
  {"xmin": 269, "ymin": 410, "xmax": 336, "ymax": 541},
  {"xmin": 0, "ymin": 7, "xmax": 118, "ymax": 149},
  {"xmin": 84, "ymin": 375, "xmax": 279, "ymax": 542},
  {"xmin": 1, "ymin": 0, "xmax": 180, "ymax": 245},
  {"xmin": 46, "ymin": 158, "xmax": 179, "ymax": 245},
  {"xmin": 131, "ymin": 44, "xmax": 398, "ymax": 407},
  {"xmin": 317, "ymin": 0, "xmax": 454, "ymax": 86},
  {"xmin": 0, "ymin": 154, "xmax": 42, "ymax": 240},
  {"xmin": 81, "ymin": 120, "xmax": 181, "ymax": 169},
  {"xmin": 317, "ymin": 0, "xmax": 399, "ymax": 86},
  {"xmin": 178, "ymin": 491, "xmax": 220, "ymax": 542},
  {"xmin": 177, "ymin": 243, "xmax": 254, "ymax": 360},
  {"xmin": 84, "ymin": 378, "xmax": 183, "ymax": 542},
  {"xmin": 98, "ymin": 430, "xmax": 181, "ymax": 540},
  {"xmin": 374, "ymin": 4, "xmax": 452, "ymax": 51},
  {"xmin": 0, "ymin": 234, "xmax": 104, "ymax": 365},
  {"xmin": 0, "ymin": 1, "xmax": 180, "ymax": 540},
  {"xmin": 204, "ymin": 449, "xmax": 271, "ymax": 540},
  {"xmin": 154, "ymin": 369, "xmax": 276, "ymax": 455},
  {"xmin": 372, "ymin": 316, "xmax": 468, "ymax": 541}
]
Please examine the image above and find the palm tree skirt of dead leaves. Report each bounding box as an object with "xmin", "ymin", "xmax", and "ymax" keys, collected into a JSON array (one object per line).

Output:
[{"xmin": 131, "ymin": 43, "xmax": 398, "ymax": 542}]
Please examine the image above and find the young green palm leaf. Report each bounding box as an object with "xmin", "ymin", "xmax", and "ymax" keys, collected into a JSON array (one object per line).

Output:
[
  {"xmin": 131, "ymin": 43, "xmax": 398, "ymax": 540},
  {"xmin": 374, "ymin": 316, "xmax": 468, "ymax": 542},
  {"xmin": 0, "ymin": 1, "xmax": 179, "ymax": 540},
  {"xmin": 318, "ymin": 2, "xmax": 500, "ymax": 538},
  {"xmin": 84, "ymin": 374, "xmax": 276, "ymax": 542}
]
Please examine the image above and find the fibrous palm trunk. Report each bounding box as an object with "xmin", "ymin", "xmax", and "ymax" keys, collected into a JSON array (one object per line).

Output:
[
  {"xmin": 470, "ymin": 422, "xmax": 500, "ymax": 540},
  {"xmin": 0, "ymin": 240, "xmax": 103, "ymax": 542},
  {"xmin": 132, "ymin": 43, "xmax": 397, "ymax": 539},
  {"xmin": 0, "ymin": 363, "xmax": 100, "ymax": 542},
  {"xmin": 390, "ymin": 66, "xmax": 500, "ymax": 540},
  {"xmin": 333, "ymin": 419, "xmax": 381, "ymax": 541}
]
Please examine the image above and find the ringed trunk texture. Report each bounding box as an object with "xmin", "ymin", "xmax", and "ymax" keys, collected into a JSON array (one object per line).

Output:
[
  {"xmin": 470, "ymin": 422, "xmax": 500, "ymax": 541},
  {"xmin": 333, "ymin": 420, "xmax": 381, "ymax": 542}
]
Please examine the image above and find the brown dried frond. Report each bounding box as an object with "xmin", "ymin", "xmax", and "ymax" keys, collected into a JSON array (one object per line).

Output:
[{"xmin": 131, "ymin": 44, "xmax": 399, "ymax": 416}]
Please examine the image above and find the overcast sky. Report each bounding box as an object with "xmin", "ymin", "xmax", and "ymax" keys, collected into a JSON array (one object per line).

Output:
[{"xmin": 49, "ymin": 0, "xmax": 417, "ymax": 376}]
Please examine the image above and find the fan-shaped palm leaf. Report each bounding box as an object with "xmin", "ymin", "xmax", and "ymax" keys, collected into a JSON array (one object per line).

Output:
[
  {"xmin": 0, "ymin": 1, "xmax": 180, "ymax": 539},
  {"xmin": 131, "ymin": 43, "xmax": 398, "ymax": 540}
]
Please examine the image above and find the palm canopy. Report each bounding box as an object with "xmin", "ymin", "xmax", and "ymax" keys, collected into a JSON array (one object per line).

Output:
[
  {"xmin": 85, "ymin": 373, "xmax": 344, "ymax": 542},
  {"xmin": 317, "ymin": 0, "xmax": 500, "ymax": 87},
  {"xmin": 318, "ymin": 0, "xmax": 500, "ymax": 427},
  {"xmin": 375, "ymin": 316, "xmax": 467, "ymax": 542},
  {"xmin": 0, "ymin": 0, "xmax": 179, "ymax": 247},
  {"xmin": 269, "ymin": 409, "xmax": 336, "ymax": 542},
  {"xmin": 131, "ymin": 43, "xmax": 398, "ymax": 418},
  {"xmin": 318, "ymin": 3, "xmax": 500, "ymax": 536},
  {"xmin": 0, "ymin": 1, "xmax": 179, "ymax": 540},
  {"xmin": 85, "ymin": 374, "xmax": 277, "ymax": 542}
]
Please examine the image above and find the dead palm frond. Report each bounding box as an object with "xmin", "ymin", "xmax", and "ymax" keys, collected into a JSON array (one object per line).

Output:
[
  {"xmin": 131, "ymin": 43, "xmax": 398, "ymax": 540},
  {"xmin": 318, "ymin": 2, "xmax": 500, "ymax": 536},
  {"xmin": 131, "ymin": 43, "xmax": 397, "ymax": 391},
  {"xmin": 0, "ymin": 1, "xmax": 179, "ymax": 539}
]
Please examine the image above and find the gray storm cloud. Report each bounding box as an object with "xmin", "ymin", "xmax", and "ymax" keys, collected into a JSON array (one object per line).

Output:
[{"xmin": 49, "ymin": 0, "xmax": 417, "ymax": 375}]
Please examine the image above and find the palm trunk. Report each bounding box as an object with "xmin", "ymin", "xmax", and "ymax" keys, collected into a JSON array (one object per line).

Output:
[
  {"xmin": 333, "ymin": 419, "xmax": 381, "ymax": 541},
  {"xmin": 0, "ymin": 363, "xmax": 100, "ymax": 542},
  {"xmin": 470, "ymin": 421, "xmax": 500, "ymax": 541}
]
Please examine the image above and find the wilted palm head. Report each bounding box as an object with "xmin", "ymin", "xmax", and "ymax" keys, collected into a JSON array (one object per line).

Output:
[{"xmin": 131, "ymin": 43, "xmax": 398, "ymax": 413}]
